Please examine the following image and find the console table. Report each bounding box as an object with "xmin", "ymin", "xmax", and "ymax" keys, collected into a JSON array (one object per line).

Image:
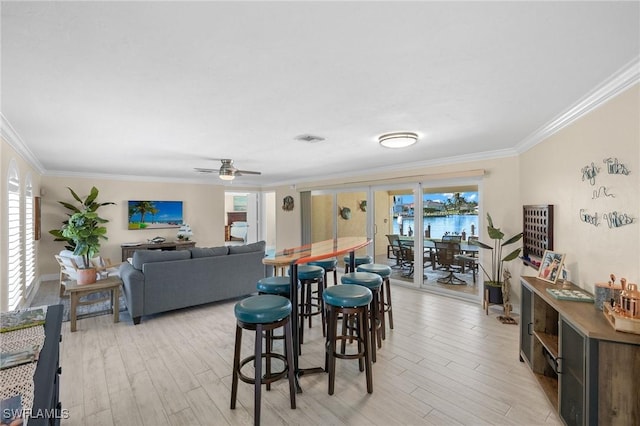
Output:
[
  {"xmin": 520, "ymin": 276, "xmax": 640, "ymax": 425},
  {"xmin": 121, "ymin": 240, "xmax": 195, "ymax": 261}
]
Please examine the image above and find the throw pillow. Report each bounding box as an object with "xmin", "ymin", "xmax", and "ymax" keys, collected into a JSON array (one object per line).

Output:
[
  {"xmin": 228, "ymin": 240, "xmax": 266, "ymax": 254},
  {"xmin": 190, "ymin": 246, "xmax": 229, "ymax": 258},
  {"xmin": 132, "ymin": 250, "xmax": 191, "ymax": 270}
]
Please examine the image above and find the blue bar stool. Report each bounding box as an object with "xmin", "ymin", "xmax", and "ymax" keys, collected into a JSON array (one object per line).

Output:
[
  {"xmin": 341, "ymin": 272, "xmax": 383, "ymax": 362},
  {"xmin": 293, "ymin": 264, "xmax": 326, "ymax": 342},
  {"xmin": 257, "ymin": 276, "xmax": 297, "ymax": 297},
  {"xmin": 357, "ymin": 263, "xmax": 393, "ymax": 339},
  {"xmin": 342, "ymin": 254, "xmax": 373, "ymax": 273},
  {"xmin": 323, "ymin": 284, "xmax": 373, "ymax": 395},
  {"xmin": 231, "ymin": 295, "xmax": 296, "ymax": 426},
  {"xmin": 308, "ymin": 257, "xmax": 338, "ymax": 286}
]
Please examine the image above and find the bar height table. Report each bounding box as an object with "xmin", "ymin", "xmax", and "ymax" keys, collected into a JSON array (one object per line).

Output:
[{"xmin": 266, "ymin": 237, "xmax": 371, "ymax": 392}]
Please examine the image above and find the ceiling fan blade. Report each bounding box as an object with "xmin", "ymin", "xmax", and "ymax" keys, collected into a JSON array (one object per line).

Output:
[
  {"xmin": 236, "ymin": 170, "xmax": 262, "ymax": 176},
  {"xmin": 194, "ymin": 167, "xmax": 219, "ymax": 174}
]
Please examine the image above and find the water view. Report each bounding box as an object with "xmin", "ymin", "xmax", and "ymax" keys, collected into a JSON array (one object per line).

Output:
[{"xmin": 393, "ymin": 214, "xmax": 479, "ymax": 239}]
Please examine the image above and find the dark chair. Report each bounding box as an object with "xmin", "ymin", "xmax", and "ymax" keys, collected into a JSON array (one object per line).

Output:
[
  {"xmin": 442, "ymin": 235, "xmax": 462, "ymax": 242},
  {"xmin": 433, "ymin": 241, "xmax": 465, "ymax": 284},
  {"xmin": 398, "ymin": 242, "xmax": 432, "ymax": 278},
  {"xmin": 386, "ymin": 234, "xmax": 403, "ymax": 268}
]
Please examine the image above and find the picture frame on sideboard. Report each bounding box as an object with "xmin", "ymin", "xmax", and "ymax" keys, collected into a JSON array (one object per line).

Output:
[{"xmin": 537, "ymin": 250, "xmax": 566, "ymax": 284}]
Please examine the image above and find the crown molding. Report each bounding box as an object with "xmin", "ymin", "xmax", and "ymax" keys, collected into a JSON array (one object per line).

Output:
[
  {"xmin": 1, "ymin": 113, "xmax": 45, "ymax": 173},
  {"xmin": 263, "ymin": 148, "xmax": 519, "ymax": 189},
  {"xmin": 516, "ymin": 57, "xmax": 640, "ymax": 154}
]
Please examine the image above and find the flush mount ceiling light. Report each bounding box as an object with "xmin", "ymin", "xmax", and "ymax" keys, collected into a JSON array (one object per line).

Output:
[
  {"xmin": 219, "ymin": 168, "xmax": 235, "ymax": 181},
  {"xmin": 378, "ymin": 132, "xmax": 418, "ymax": 149}
]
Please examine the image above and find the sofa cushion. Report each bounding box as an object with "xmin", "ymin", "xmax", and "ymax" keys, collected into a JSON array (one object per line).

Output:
[
  {"xmin": 228, "ymin": 240, "xmax": 266, "ymax": 254},
  {"xmin": 132, "ymin": 250, "xmax": 191, "ymax": 270},
  {"xmin": 190, "ymin": 246, "xmax": 229, "ymax": 258}
]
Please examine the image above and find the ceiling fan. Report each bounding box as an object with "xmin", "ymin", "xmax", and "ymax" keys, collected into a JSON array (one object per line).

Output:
[{"xmin": 194, "ymin": 159, "xmax": 262, "ymax": 181}]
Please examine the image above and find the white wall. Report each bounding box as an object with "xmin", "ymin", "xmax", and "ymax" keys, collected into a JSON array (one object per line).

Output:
[
  {"xmin": 39, "ymin": 176, "xmax": 225, "ymax": 277},
  {"xmin": 519, "ymin": 84, "xmax": 639, "ymax": 292}
]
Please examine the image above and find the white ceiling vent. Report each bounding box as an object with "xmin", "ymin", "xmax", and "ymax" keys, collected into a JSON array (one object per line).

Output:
[{"xmin": 295, "ymin": 134, "xmax": 325, "ymax": 143}]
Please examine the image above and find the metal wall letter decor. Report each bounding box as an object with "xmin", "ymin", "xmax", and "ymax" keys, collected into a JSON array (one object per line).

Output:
[
  {"xmin": 604, "ymin": 157, "xmax": 630, "ymax": 175},
  {"xmin": 581, "ymin": 162, "xmax": 600, "ymax": 185},
  {"xmin": 592, "ymin": 186, "xmax": 615, "ymax": 199},
  {"xmin": 579, "ymin": 156, "xmax": 634, "ymax": 229},
  {"xmin": 579, "ymin": 209, "xmax": 600, "ymax": 227},
  {"xmin": 603, "ymin": 211, "xmax": 635, "ymax": 228}
]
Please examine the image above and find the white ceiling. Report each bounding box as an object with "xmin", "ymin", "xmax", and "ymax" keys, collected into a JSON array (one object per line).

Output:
[{"xmin": 2, "ymin": 1, "xmax": 639, "ymax": 187}]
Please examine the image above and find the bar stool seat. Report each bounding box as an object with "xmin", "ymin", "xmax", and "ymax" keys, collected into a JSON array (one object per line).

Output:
[
  {"xmin": 257, "ymin": 276, "xmax": 297, "ymax": 297},
  {"xmin": 323, "ymin": 284, "xmax": 373, "ymax": 395},
  {"xmin": 308, "ymin": 257, "xmax": 338, "ymax": 286},
  {"xmin": 357, "ymin": 263, "xmax": 394, "ymax": 339},
  {"xmin": 341, "ymin": 272, "xmax": 383, "ymax": 362},
  {"xmin": 342, "ymin": 255, "xmax": 373, "ymax": 273},
  {"xmin": 231, "ymin": 295, "xmax": 296, "ymax": 426}
]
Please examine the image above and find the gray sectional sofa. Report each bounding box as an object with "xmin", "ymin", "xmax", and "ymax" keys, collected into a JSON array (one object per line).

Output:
[{"xmin": 119, "ymin": 241, "xmax": 266, "ymax": 324}]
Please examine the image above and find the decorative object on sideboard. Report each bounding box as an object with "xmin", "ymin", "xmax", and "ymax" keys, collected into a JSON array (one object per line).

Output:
[
  {"xmin": 282, "ymin": 195, "xmax": 294, "ymax": 211},
  {"xmin": 536, "ymin": 250, "xmax": 565, "ymax": 285},
  {"xmin": 603, "ymin": 276, "xmax": 640, "ymax": 335},
  {"xmin": 594, "ymin": 273, "xmax": 624, "ymax": 310},
  {"xmin": 176, "ymin": 224, "xmax": 193, "ymax": 241}
]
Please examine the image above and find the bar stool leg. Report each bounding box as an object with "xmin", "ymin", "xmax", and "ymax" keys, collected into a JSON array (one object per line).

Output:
[
  {"xmin": 362, "ymin": 305, "xmax": 373, "ymax": 393},
  {"xmin": 254, "ymin": 324, "xmax": 263, "ymax": 426},
  {"xmin": 230, "ymin": 325, "xmax": 242, "ymax": 409},
  {"xmin": 384, "ymin": 277, "xmax": 394, "ymax": 330},
  {"xmin": 284, "ymin": 320, "xmax": 297, "ymax": 408}
]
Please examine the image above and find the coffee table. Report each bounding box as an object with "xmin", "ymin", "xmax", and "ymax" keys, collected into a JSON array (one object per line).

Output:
[{"xmin": 64, "ymin": 276, "xmax": 122, "ymax": 332}]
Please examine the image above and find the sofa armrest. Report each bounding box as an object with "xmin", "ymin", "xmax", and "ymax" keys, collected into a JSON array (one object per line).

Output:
[{"xmin": 119, "ymin": 262, "xmax": 145, "ymax": 322}]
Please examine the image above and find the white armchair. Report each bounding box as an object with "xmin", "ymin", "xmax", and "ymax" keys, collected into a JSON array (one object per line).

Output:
[{"xmin": 55, "ymin": 250, "xmax": 121, "ymax": 296}]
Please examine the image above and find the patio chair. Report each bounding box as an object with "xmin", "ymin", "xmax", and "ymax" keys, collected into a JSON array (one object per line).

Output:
[
  {"xmin": 398, "ymin": 241, "xmax": 432, "ymax": 278},
  {"xmin": 442, "ymin": 234, "xmax": 462, "ymax": 242},
  {"xmin": 433, "ymin": 241, "xmax": 465, "ymax": 284},
  {"xmin": 386, "ymin": 234, "xmax": 403, "ymax": 268}
]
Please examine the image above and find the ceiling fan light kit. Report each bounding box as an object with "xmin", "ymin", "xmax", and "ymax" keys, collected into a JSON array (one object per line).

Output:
[
  {"xmin": 194, "ymin": 159, "xmax": 262, "ymax": 181},
  {"xmin": 379, "ymin": 132, "xmax": 418, "ymax": 149}
]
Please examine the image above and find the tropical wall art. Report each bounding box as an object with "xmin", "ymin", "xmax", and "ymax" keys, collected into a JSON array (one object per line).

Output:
[{"xmin": 128, "ymin": 200, "xmax": 184, "ymax": 230}]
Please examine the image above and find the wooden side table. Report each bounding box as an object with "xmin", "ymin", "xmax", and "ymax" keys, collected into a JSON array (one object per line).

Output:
[{"xmin": 64, "ymin": 276, "xmax": 123, "ymax": 332}]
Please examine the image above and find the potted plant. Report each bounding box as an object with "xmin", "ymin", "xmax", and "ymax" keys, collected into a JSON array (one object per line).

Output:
[
  {"xmin": 49, "ymin": 186, "xmax": 115, "ymax": 250},
  {"xmin": 470, "ymin": 213, "xmax": 523, "ymax": 306},
  {"xmin": 61, "ymin": 210, "xmax": 109, "ymax": 285}
]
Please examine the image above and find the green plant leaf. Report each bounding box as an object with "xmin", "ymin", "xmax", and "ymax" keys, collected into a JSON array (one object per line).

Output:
[
  {"xmin": 470, "ymin": 240, "xmax": 493, "ymax": 250},
  {"xmin": 502, "ymin": 248, "xmax": 522, "ymax": 262},
  {"xmin": 502, "ymin": 233, "xmax": 523, "ymax": 246},
  {"xmin": 486, "ymin": 213, "xmax": 494, "ymax": 228},
  {"xmin": 68, "ymin": 187, "xmax": 83, "ymax": 204},
  {"xmin": 487, "ymin": 227, "xmax": 504, "ymax": 240}
]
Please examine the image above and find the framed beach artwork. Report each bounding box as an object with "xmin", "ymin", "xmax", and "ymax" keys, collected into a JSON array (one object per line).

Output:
[{"xmin": 537, "ymin": 250, "xmax": 566, "ymax": 284}]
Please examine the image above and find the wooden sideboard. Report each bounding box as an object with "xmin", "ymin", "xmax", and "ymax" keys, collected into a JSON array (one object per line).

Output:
[
  {"xmin": 121, "ymin": 241, "xmax": 195, "ymax": 261},
  {"xmin": 520, "ymin": 276, "xmax": 640, "ymax": 425}
]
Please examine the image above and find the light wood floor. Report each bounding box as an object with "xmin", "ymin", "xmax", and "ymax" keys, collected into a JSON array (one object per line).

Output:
[{"xmin": 59, "ymin": 280, "xmax": 561, "ymax": 425}]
